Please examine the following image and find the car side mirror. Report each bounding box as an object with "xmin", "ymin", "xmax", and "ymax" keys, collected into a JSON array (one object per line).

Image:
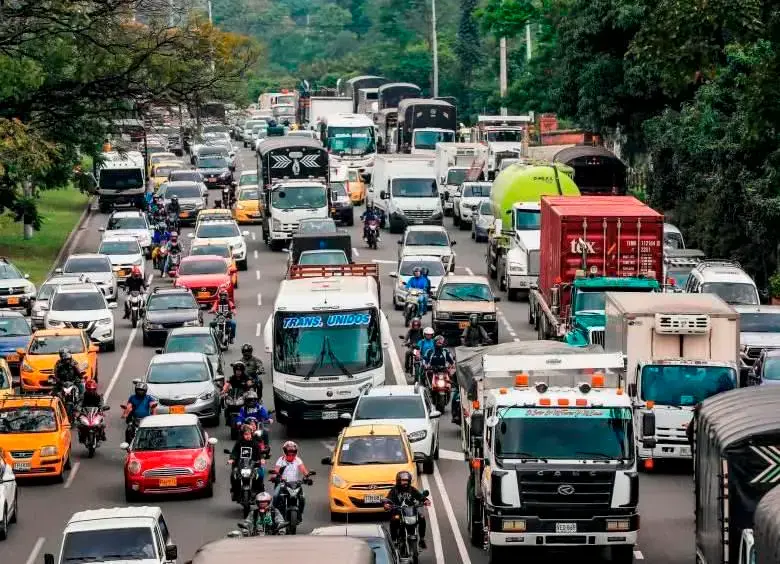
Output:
[
  {"xmin": 451, "ymin": 241, "xmax": 456, "ymax": 245},
  {"xmin": 389, "ymin": 272, "xmax": 398, "ymax": 278},
  {"xmin": 321, "ymin": 456, "xmax": 333, "ymax": 465},
  {"xmin": 429, "ymin": 410, "xmax": 441, "ymax": 419},
  {"xmin": 54, "ymin": 268, "xmax": 63, "ymax": 274},
  {"xmin": 413, "ymin": 453, "xmax": 426, "ymax": 463},
  {"xmin": 24, "ymin": 273, "xmax": 30, "ymax": 279},
  {"xmin": 207, "ymin": 437, "xmax": 218, "ymax": 445},
  {"xmin": 108, "ymin": 302, "xmax": 118, "ymax": 309},
  {"xmin": 16, "ymin": 348, "xmax": 25, "ymax": 357},
  {"xmin": 155, "ymin": 348, "xmax": 163, "ymax": 354},
  {"xmin": 165, "ymin": 545, "xmax": 178, "ymax": 561},
  {"xmin": 188, "ymin": 233, "xmax": 195, "ymax": 238},
  {"xmin": 120, "ymin": 442, "xmax": 130, "ymax": 450},
  {"xmin": 380, "ymin": 191, "xmax": 388, "ymax": 200},
  {"xmin": 397, "ymin": 239, "xmax": 403, "ymax": 245},
  {"xmin": 214, "ymin": 376, "xmax": 225, "ymax": 387},
  {"xmin": 242, "ymin": 231, "xmax": 250, "ymax": 237},
  {"xmin": 98, "ymin": 227, "xmax": 106, "ymax": 232}
]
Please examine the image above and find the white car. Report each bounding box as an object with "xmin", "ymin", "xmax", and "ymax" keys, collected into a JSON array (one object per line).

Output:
[
  {"xmin": 344, "ymin": 385, "xmax": 441, "ymax": 474},
  {"xmin": 397, "ymin": 225, "xmax": 456, "ymax": 272},
  {"xmin": 102, "ymin": 210, "xmax": 153, "ymax": 257},
  {"xmin": 0, "ymin": 456, "xmax": 18, "ymax": 540},
  {"xmin": 188, "ymin": 219, "xmax": 250, "ymax": 270},
  {"xmin": 237, "ymin": 169, "xmax": 258, "ymax": 189},
  {"xmin": 452, "ymin": 181, "xmax": 491, "ymax": 228},
  {"xmin": 391, "ymin": 254, "xmax": 447, "ymax": 310},
  {"xmin": 45, "ymin": 282, "xmax": 118, "ymax": 351},
  {"xmin": 30, "ymin": 275, "xmax": 86, "ymax": 329},
  {"xmin": 57, "ymin": 254, "xmax": 118, "ymax": 303},
  {"xmin": 97, "ymin": 235, "xmax": 145, "ymax": 283}
]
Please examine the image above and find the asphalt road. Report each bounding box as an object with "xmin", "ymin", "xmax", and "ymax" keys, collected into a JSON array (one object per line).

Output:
[{"xmin": 1, "ymin": 147, "xmax": 694, "ymax": 564}]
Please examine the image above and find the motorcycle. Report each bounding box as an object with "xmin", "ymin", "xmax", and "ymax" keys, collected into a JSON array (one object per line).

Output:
[
  {"xmin": 241, "ymin": 413, "xmax": 273, "ymax": 455},
  {"xmin": 225, "ymin": 449, "xmax": 264, "ymax": 518},
  {"xmin": 385, "ymin": 492, "xmax": 430, "ymax": 564},
  {"xmin": 427, "ymin": 367, "xmax": 453, "ymax": 413},
  {"xmin": 404, "ymin": 289, "xmax": 427, "ymax": 327},
  {"xmin": 166, "ymin": 212, "xmax": 180, "ymax": 233},
  {"xmin": 223, "ymin": 388, "xmax": 245, "ymax": 436},
  {"xmin": 398, "ymin": 336, "xmax": 423, "ymax": 382},
  {"xmin": 268, "ymin": 471, "xmax": 315, "ymax": 535},
  {"xmin": 228, "ymin": 518, "xmax": 287, "ymax": 538},
  {"xmin": 50, "ymin": 378, "xmax": 81, "ymax": 423},
  {"xmin": 365, "ymin": 219, "xmax": 380, "ymax": 249},
  {"xmin": 121, "ymin": 410, "xmax": 140, "ymax": 443},
  {"xmin": 77, "ymin": 405, "xmax": 110, "ymax": 457},
  {"xmin": 214, "ymin": 312, "xmax": 230, "ymax": 350},
  {"xmin": 222, "ymin": 186, "xmax": 235, "ymax": 208},
  {"xmin": 166, "ymin": 251, "xmax": 181, "ymax": 279},
  {"xmin": 127, "ymin": 291, "xmax": 144, "ymax": 328}
]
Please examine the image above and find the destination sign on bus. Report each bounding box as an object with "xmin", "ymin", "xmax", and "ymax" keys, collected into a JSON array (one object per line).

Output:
[{"xmin": 282, "ymin": 313, "xmax": 371, "ymax": 329}]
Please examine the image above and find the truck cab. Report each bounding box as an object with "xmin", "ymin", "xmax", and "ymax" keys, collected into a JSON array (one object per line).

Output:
[{"xmin": 495, "ymin": 202, "xmax": 541, "ymax": 301}]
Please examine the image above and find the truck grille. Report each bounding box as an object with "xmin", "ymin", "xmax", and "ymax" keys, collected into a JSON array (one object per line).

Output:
[
  {"xmin": 588, "ymin": 328, "xmax": 605, "ymax": 347},
  {"xmin": 143, "ymin": 467, "xmax": 194, "ymax": 478},
  {"xmin": 0, "ymin": 287, "xmax": 26, "ymax": 296},
  {"xmin": 402, "ymin": 209, "xmax": 433, "ymax": 222},
  {"xmin": 180, "ymin": 203, "xmax": 196, "ymax": 210},
  {"xmin": 656, "ymin": 426, "xmax": 689, "ymax": 444},
  {"xmin": 517, "ymin": 470, "xmax": 614, "ymax": 518},
  {"xmin": 528, "ymin": 250, "xmax": 540, "ymax": 276}
]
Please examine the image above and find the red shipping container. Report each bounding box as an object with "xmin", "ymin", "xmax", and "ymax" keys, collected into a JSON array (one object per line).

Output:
[{"xmin": 539, "ymin": 196, "xmax": 664, "ymax": 309}]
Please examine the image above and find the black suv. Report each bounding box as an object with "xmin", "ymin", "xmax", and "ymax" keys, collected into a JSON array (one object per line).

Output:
[{"xmin": 142, "ymin": 287, "xmax": 202, "ymax": 346}]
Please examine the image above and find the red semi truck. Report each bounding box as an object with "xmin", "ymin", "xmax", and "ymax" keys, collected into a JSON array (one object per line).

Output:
[{"xmin": 528, "ymin": 196, "xmax": 664, "ymax": 346}]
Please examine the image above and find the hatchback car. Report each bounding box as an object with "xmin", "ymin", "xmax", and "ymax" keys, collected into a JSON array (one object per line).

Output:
[
  {"xmin": 0, "ymin": 258, "xmax": 35, "ymax": 317},
  {"xmin": 432, "ymin": 275, "xmax": 499, "ymax": 344},
  {"xmin": 57, "ymin": 254, "xmax": 118, "ymax": 303},
  {"xmin": 237, "ymin": 170, "xmax": 258, "ymax": 188},
  {"xmin": 173, "ymin": 256, "xmax": 235, "ymax": 306},
  {"xmin": 121, "ymin": 413, "xmax": 218, "ymax": 501},
  {"xmin": 158, "ymin": 327, "xmax": 223, "ymax": 375},
  {"xmin": 311, "ymin": 524, "xmax": 397, "ymax": 564},
  {"xmin": 329, "ymin": 181, "xmax": 354, "ymax": 226},
  {"xmin": 471, "ymin": 200, "xmax": 495, "ymax": 242},
  {"xmin": 150, "ymin": 161, "xmax": 185, "ymax": 189},
  {"xmin": 18, "ymin": 329, "xmax": 98, "ymax": 392},
  {"xmin": 98, "ymin": 235, "xmax": 145, "ymax": 283},
  {"xmin": 103, "ymin": 211, "xmax": 152, "ymax": 257},
  {"xmin": 0, "ymin": 312, "xmax": 32, "ymax": 378},
  {"xmin": 195, "ymin": 155, "xmax": 233, "ymax": 188},
  {"xmin": 189, "ymin": 243, "xmax": 239, "ymax": 288},
  {"xmin": 30, "ymin": 275, "xmax": 86, "ymax": 330},
  {"xmin": 143, "ymin": 352, "xmax": 222, "ymax": 426},
  {"xmin": 44, "ymin": 283, "xmax": 117, "ymax": 351},
  {"xmin": 158, "ymin": 181, "xmax": 208, "ymax": 225},
  {"xmin": 398, "ymin": 226, "xmax": 456, "ymax": 272},
  {"xmin": 391, "ymin": 255, "xmax": 446, "ymax": 310},
  {"xmin": 189, "ymin": 220, "xmax": 249, "ymax": 270},
  {"xmin": 142, "ymin": 287, "xmax": 202, "ymax": 346},
  {"xmin": 233, "ymin": 186, "xmax": 262, "ymax": 225}
]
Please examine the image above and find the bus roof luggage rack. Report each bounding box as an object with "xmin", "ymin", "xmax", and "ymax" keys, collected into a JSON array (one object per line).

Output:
[{"xmin": 287, "ymin": 264, "xmax": 381, "ymax": 303}]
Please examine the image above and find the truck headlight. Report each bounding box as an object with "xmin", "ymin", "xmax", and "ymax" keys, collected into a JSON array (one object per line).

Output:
[
  {"xmin": 483, "ymin": 314, "xmax": 496, "ymax": 321},
  {"xmin": 438, "ymin": 312, "xmax": 450, "ymax": 320},
  {"xmin": 275, "ymin": 389, "xmax": 299, "ymax": 403},
  {"xmin": 502, "ymin": 519, "xmax": 526, "ymax": 532},
  {"xmin": 606, "ymin": 519, "xmax": 631, "ymax": 531}
]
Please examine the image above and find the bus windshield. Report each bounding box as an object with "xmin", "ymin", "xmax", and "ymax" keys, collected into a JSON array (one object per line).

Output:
[
  {"xmin": 413, "ymin": 130, "xmax": 455, "ymax": 150},
  {"xmin": 273, "ymin": 309, "xmax": 383, "ymax": 376},
  {"xmin": 327, "ymin": 127, "xmax": 376, "ymax": 156}
]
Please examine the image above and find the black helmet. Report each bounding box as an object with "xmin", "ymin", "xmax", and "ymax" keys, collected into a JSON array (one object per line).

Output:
[
  {"xmin": 241, "ymin": 343, "xmax": 253, "ymax": 356},
  {"xmin": 171, "ymin": 195, "xmax": 178, "ymax": 202},
  {"xmin": 134, "ymin": 381, "xmax": 148, "ymax": 396},
  {"xmin": 59, "ymin": 348, "xmax": 72, "ymax": 361},
  {"xmin": 396, "ymin": 470, "xmax": 412, "ymax": 488},
  {"xmin": 244, "ymin": 390, "xmax": 258, "ymax": 407},
  {"xmin": 232, "ymin": 360, "xmax": 246, "ymax": 373}
]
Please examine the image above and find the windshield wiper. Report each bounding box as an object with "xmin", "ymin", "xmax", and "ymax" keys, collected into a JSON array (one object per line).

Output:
[
  {"xmin": 463, "ymin": 293, "xmax": 490, "ymax": 301},
  {"xmin": 327, "ymin": 344, "xmax": 353, "ymax": 379},
  {"xmin": 501, "ymin": 451, "xmax": 548, "ymax": 463},
  {"xmin": 63, "ymin": 557, "xmax": 99, "ymax": 562},
  {"xmin": 305, "ymin": 337, "xmax": 330, "ymax": 380},
  {"xmin": 442, "ymin": 294, "xmax": 465, "ymax": 301},
  {"xmin": 575, "ymin": 451, "xmax": 619, "ymax": 460}
]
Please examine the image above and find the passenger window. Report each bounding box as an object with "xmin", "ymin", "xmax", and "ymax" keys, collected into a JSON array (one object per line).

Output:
[
  {"xmin": 158, "ymin": 515, "xmax": 171, "ymax": 544},
  {"xmin": 153, "ymin": 528, "xmax": 164, "ymax": 560}
]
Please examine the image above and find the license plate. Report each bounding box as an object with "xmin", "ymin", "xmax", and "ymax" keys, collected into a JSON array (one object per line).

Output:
[
  {"xmin": 159, "ymin": 478, "xmax": 177, "ymax": 487},
  {"xmin": 7, "ymin": 297, "xmax": 19, "ymax": 305},
  {"xmin": 458, "ymin": 321, "xmax": 469, "ymax": 329},
  {"xmin": 322, "ymin": 411, "xmax": 337, "ymax": 420},
  {"xmin": 555, "ymin": 523, "xmax": 577, "ymax": 534},
  {"xmin": 363, "ymin": 494, "xmax": 382, "ymax": 504},
  {"xmin": 169, "ymin": 406, "xmax": 186, "ymax": 414},
  {"xmin": 6, "ymin": 353, "xmax": 19, "ymax": 362},
  {"xmin": 179, "ymin": 212, "xmax": 188, "ymax": 218},
  {"xmin": 13, "ymin": 462, "xmax": 30, "ymax": 472},
  {"xmin": 117, "ymin": 269, "xmax": 128, "ymax": 277},
  {"xmin": 680, "ymin": 446, "xmax": 692, "ymax": 456},
  {"xmin": 197, "ymin": 291, "xmax": 210, "ymax": 299}
]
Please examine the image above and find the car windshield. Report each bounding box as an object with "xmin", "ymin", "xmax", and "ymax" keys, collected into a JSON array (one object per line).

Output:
[
  {"xmin": 196, "ymin": 223, "xmax": 240, "ymax": 238},
  {"xmin": 37, "ymin": 283, "xmax": 58, "ymax": 300},
  {"xmin": 574, "ymin": 288, "xmax": 654, "ymax": 314},
  {"xmin": 0, "ymin": 317, "xmax": 31, "ymax": 337},
  {"xmin": 151, "ymin": 154, "xmax": 176, "ymax": 163},
  {"xmin": 199, "ymin": 157, "xmax": 229, "ymax": 169},
  {"xmin": 288, "ymin": 131, "xmax": 313, "ymax": 138},
  {"xmin": 762, "ymin": 358, "xmax": 780, "ymax": 381},
  {"xmin": 495, "ymin": 407, "xmax": 633, "ymax": 461},
  {"xmin": 0, "ymin": 263, "xmax": 23, "ymax": 279},
  {"xmin": 462, "ymin": 184, "xmax": 491, "ymax": 197},
  {"xmin": 165, "ymin": 184, "xmax": 201, "ymax": 198},
  {"xmin": 664, "ymin": 232, "xmax": 685, "ymax": 250},
  {"xmin": 191, "ymin": 245, "xmax": 231, "ymax": 258},
  {"xmin": 148, "ymin": 361, "xmax": 209, "ymax": 384},
  {"xmin": 298, "ymin": 251, "xmax": 348, "ymax": 266},
  {"xmin": 740, "ymin": 312, "xmax": 780, "ymax": 332},
  {"xmin": 271, "ymin": 186, "xmax": 327, "ymax": 210},
  {"xmin": 169, "ymin": 171, "xmax": 202, "ymax": 183},
  {"xmin": 147, "ymin": 294, "xmax": 198, "ymax": 312},
  {"xmin": 327, "ymin": 126, "xmax": 376, "ymax": 156},
  {"xmin": 515, "ymin": 209, "xmax": 541, "ymax": 230},
  {"xmin": 61, "ymin": 528, "xmax": 157, "ymax": 562},
  {"xmin": 330, "ymin": 182, "xmax": 348, "ymax": 197},
  {"xmin": 107, "ymin": 215, "xmax": 147, "ymax": 230},
  {"xmin": 99, "ymin": 168, "xmax": 144, "ymax": 190},
  {"xmin": 166, "ymin": 334, "xmax": 218, "ymax": 355},
  {"xmin": 413, "ymin": 130, "xmax": 455, "ymax": 150},
  {"xmin": 446, "ymin": 169, "xmax": 467, "ymax": 185},
  {"xmin": 354, "ymin": 396, "xmax": 426, "ymax": 420},
  {"xmin": 99, "ymin": 240, "xmax": 140, "ymax": 255},
  {"xmin": 64, "ymin": 257, "xmax": 110, "ymax": 273},
  {"xmin": 405, "ymin": 231, "xmax": 448, "ymax": 246},
  {"xmin": 133, "ymin": 425, "xmax": 204, "ymax": 451},
  {"xmin": 391, "ymin": 178, "xmax": 438, "ymax": 198},
  {"xmin": 238, "ymin": 189, "xmax": 259, "ymax": 200},
  {"xmin": 641, "ymin": 365, "xmax": 737, "ymax": 406},
  {"xmin": 337, "ymin": 435, "xmax": 408, "ymax": 465},
  {"xmin": 239, "ymin": 173, "xmax": 258, "ymax": 186},
  {"xmin": 274, "ymin": 309, "xmax": 382, "ymax": 376},
  {"xmin": 702, "ymin": 282, "xmax": 759, "ymax": 305},
  {"xmin": 439, "ymin": 283, "xmax": 492, "ymax": 301},
  {"xmin": 29, "ymin": 335, "xmax": 85, "ymax": 354},
  {"xmin": 479, "ymin": 201, "xmax": 493, "ymax": 215},
  {"xmin": 399, "ymin": 260, "xmax": 445, "ymax": 276},
  {"xmin": 51, "ymin": 291, "xmax": 105, "ymax": 311},
  {"xmin": 298, "ymin": 219, "xmax": 337, "ymax": 233},
  {"xmin": 0, "ymin": 407, "xmax": 57, "ymax": 433},
  {"xmin": 486, "ymin": 130, "xmax": 522, "ymax": 142},
  {"xmin": 178, "ymin": 259, "xmax": 227, "ymax": 276}
]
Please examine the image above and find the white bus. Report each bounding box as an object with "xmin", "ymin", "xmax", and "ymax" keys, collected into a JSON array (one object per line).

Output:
[
  {"xmin": 264, "ymin": 265, "xmax": 390, "ymax": 424},
  {"xmin": 319, "ymin": 113, "xmax": 377, "ymax": 178}
]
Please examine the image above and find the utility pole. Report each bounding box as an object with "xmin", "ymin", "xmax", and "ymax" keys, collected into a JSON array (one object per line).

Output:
[
  {"xmin": 431, "ymin": 0, "xmax": 439, "ymax": 97},
  {"xmin": 526, "ymin": 22, "xmax": 532, "ymax": 61},
  {"xmin": 499, "ymin": 37, "xmax": 507, "ymax": 116},
  {"xmin": 207, "ymin": 0, "xmax": 212, "ymax": 23}
]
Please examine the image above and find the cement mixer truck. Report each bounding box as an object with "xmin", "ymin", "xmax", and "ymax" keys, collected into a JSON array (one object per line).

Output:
[{"xmin": 486, "ymin": 162, "xmax": 578, "ymax": 300}]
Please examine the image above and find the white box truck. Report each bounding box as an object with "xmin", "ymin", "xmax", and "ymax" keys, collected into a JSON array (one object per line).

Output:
[
  {"xmin": 434, "ymin": 142, "xmax": 486, "ymax": 215},
  {"xmin": 604, "ymin": 292, "xmax": 740, "ymax": 464}
]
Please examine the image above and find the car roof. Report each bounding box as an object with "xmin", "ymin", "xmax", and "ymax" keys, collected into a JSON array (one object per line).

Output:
[
  {"xmin": 100, "ymin": 235, "xmax": 140, "ymax": 243},
  {"xmin": 150, "ymin": 287, "xmax": 192, "ymax": 295},
  {"xmin": 32, "ymin": 328, "xmax": 85, "ymax": 337},
  {"xmin": 440, "ymin": 275, "xmax": 490, "ymax": 284},
  {"xmin": 164, "ymin": 180, "xmax": 198, "ymax": 188},
  {"xmin": 399, "ymin": 254, "xmax": 444, "ymax": 263},
  {"xmin": 67, "ymin": 506, "xmax": 163, "ymax": 526},
  {"xmin": 310, "ymin": 524, "xmax": 386, "ymax": 538},
  {"xmin": 139, "ymin": 413, "xmax": 200, "ymax": 428},
  {"xmin": 42, "ymin": 275, "xmax": 85, "ymax": 285},
  {"xmin": 149, "ymin": 352, "xmax": 207, "ymax": 364},
  {"xmin": 66, "ymin": 253, "xmax": 109, "ymax": 261},
  {"xmin": 240, "ymin": 169, "xmax": 258, "ymax": 176},
  {"xmin": 363, "ymin": 385, "xmax": 420, "ymax": 398},
  {"xmin": 167, "ymin": 327, "xmax": 214, "ymax": 337},
  {"xmin": 181, "ymin": 255, "xmax": 226, "ymax": 263},
  {"xmin": 405, "ymin": 225, "xmax": 447, "ymax": 233},
  {"xmin": 0, "ymin": 395, "xmax": 61, "ymax": 408},
  {"xmin": 0, "ymin": 310, "xmax": 26, "ymax": 319},
  {"xmin": 109, "ymin": 210, "xmax": 146, "ymax": 219},
  {"xmin": 342, "ymin": 424, "xmax": 405, "ymax": 437},
  {"xmin": 54, "ymin": 283, "xmax": 103, "ymax": 294}
]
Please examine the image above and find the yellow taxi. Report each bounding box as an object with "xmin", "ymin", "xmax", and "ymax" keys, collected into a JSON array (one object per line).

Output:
[
  {"xmin": 147, "ymin": 152, "xmax": 178, "ymax": 176},
  {"xmin": 0, "ymin": 359, "xmax": 13, "ymax": 397},
  {"xmin": 150, "ymin": 160, "xmax": 186, "ymax": 190},
  {"xmin": 346, "ymin": 169, "xmax": 366, "ymax": 204},
  {"xmin": 189, "ymin": 242, "xmax": 239, "ymax": 288},
  {"xmin": 233, "ymin": 186, "xmax": 263, "ymax": 224},
  {"xmin": 18, "ymin": 329, "xmax": 99, "ymax": 393},
  {"xmin": 322, "ymin": 424, "xmax": 423, "ymax": 519},
  {"xmin": 196, "ymin": 208, "xmax": 233, "ymax": 229},
  {"xmin": 0, "ymin": 395, "xmax": 73, "ymax": 480}
]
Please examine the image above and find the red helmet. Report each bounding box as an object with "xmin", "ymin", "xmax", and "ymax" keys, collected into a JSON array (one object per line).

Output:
[
  {"xmin": 131, "ymin": 266, "xmax": 142, "ymax": 277},
  {"xmin": 85, "ymin": 379, "xmax": 98, "ymax": 392}
]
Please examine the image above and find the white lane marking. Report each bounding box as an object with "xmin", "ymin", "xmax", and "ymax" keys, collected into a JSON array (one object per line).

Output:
[
  {"xmin": 421, "ymin": 475, "xmax": 445, "ymax": 564},
  {"xmin": 352, "ymin": 247, "xmax": 359, "ymax": 257},
  {"xmin": 320, "ymin": 440, "xmax": 336, "ymax": 452},
  {"xmin": 438, "ymin": 449, "xmax": 465, "ymax": 461},
  {"xmin": 64, "ymin": 461, "xmax": 81, "ymax": 489},
  {"xmin": 387, "ymin": 333, "xmax": 406, "ymax": 386},
  {"xmin": 496, "ymin": 307, "xmax": 521, "ymax": 343},
  {"xmin": 371, "ymin": 259, "xmax": 397, "ymax": 264},
  {"xmin": 104, "ymin": 274, "xmax": 152, "ymax": 401},
  {"xmin": 257, "ymin": 293, "xmax": 262, "ymax": 306},
  {"xmin": 464, "ymin": 266, "xmax": 474, "ymax": 275},
  {"xmin": 26, "ymin": 537, "xmax": 45, "ymax": 564},
  {"xmin": 432, "ymin": 463, "xmax": 473, "ymax": 564},
  {"xmin": 255, "ymin": 270, "xmax": 260, "ymax": 280},
  {"xmin": 634, "ymin": 550, "xmax": 644, "ymax": 560},
  {"xmin": 255, "ymin": 322, "xmax": 262, "ymax": 337},
  {"xmin": 253, "ymin": 249, "xmax": 258, "ymax": 259},
  {"xmin": 251, "ymin": 231, "xmax": 256, "ymax": 241},
  {"xmin": 513, "ymin": 337, "xmax": 520, "ymax": 342}
]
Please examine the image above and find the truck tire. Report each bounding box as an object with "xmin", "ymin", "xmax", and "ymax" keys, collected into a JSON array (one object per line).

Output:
[
  {"xmin": 507, "ymin": 287, "xmax": 520, "ymax": 301},
  {"xmin": 537, "ymin": 315, "xmax": 546, "ymax": 340},
  {"xmin": 453, "ymin": 212, "xmax": 460, "ymax": 226},
  {"xmin": 527, "ymin": 301, "xmax": 535, "ymax": 325},
  {"xmin": 611, "ymin": 545, "xmax": 634, "ymax": 563},
  {"xmin": 466, "ymin": 477, "xmax": 483, "ymax": 547},
  {"xmin": 498, "ymin": 267, "xmax": 507, "ymax": 291}
]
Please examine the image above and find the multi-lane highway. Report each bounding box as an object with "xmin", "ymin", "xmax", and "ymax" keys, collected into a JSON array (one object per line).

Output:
[{"xmin": 2, "ymin": 147, "xmax": 694, "ymax": 564}]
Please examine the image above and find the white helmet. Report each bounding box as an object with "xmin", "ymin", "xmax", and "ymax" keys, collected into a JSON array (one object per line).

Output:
[{"xmin": 423, "ymin": 327, "xmax": 434, "ymax": 337}]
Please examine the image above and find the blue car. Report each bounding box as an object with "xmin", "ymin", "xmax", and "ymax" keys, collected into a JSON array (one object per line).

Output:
[{"xmin": 0, "ymin": 311, "xmax": 32, "ymax": 380}]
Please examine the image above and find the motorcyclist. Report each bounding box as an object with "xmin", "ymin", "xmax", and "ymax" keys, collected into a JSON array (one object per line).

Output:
[
  {"xmin": 79, "ymin": 379, "xmax": 107, "ymax": 441},
  {"xmin": 243, "ymin": 492, "xmax": 286, "ymax": 535},
  {"xmin": 384, "ymin": 470, "xmax": 430, "ymax": 549},
  {"xmin": 223, "ymin": 360, "xmax": 253, "ymax": 394},
  {"xmin": 166, "ymin": 194, "xmax": 181, "ymax": 218},
  {"xmin": 423, "ymin": 335, "xmax": 455, "ymax": 373},
  {"xmin": 461, "ymin": 314, "xmax": 492, "ymax": 347},
  {"xmin": 403, "ymin": 317, "xmax": 424, "ymax": 374},
  {"xmin": 143, "ymin": 189, "xmax": 154, "ymax": 212},
  {"xmin": 405, "ymin": 267, "xmax": 429, "ymax": 315},
  {"xmin": 240, "ymin": 343, "xmax": 265, "ymax": 395},
  {"xmin": 229, "ymin": 424, "xmax": 266, "ymax": 500},
  {"xmin": 271, "ymin": 441, "xmax": 311, "ymax": 515},
  {"xmin": 53, "ymin": 347, "xmax": 85, "ymax": 396},
  {"xmin": 416, "ymin": 327, "xmax": 435, "ymax": 361},
  {"xmin": 360, "ymin": 204, "xmax": 382, "ymax": 241},
  {"xmin": 151, "ymin": 223, "xmax": 171, "ymax": 265},
  {"xmin": 123, "ymin": 266, "xmax": 147, "ymax": 319},
  {"xmin": 161, "ymin": 232, "xmax": 182, "ymax": 277},
  {"xmin": 121, "ymin": 381, "xmax": 157, "ymax": 420},
  {"xmin": 235, "ymin": 390, "xmax": 271, "ymax": 427},
  {"xmin": 210, "ymin": 290, "xmax": 236, "ymax": 344}
]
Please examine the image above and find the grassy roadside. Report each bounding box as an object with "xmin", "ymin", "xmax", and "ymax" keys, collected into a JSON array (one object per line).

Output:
[{"xmin": 0, "ymin": 187, "xmax": 89, "ymax": 285}]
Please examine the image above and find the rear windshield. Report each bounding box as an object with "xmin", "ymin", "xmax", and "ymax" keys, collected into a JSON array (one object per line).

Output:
[
  {"xmin": 64, "ymin": 257, "xmax": 110, "ymax": 273},
  {"xmin": 62, "ymin": 527, "xmax": 157, "ymax": 562}
]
